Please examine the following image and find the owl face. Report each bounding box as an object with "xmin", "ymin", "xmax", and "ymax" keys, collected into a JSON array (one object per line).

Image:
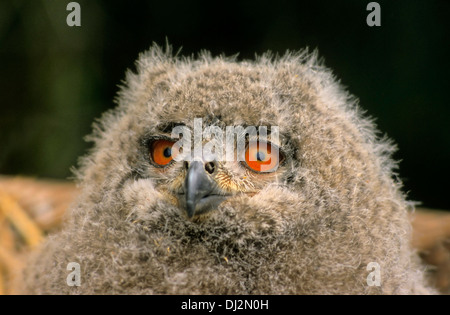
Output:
[
  {"xmin": 141, "ymin": 121, "xmax": 288, "ymax": 218},
  {"xmin": 107, "ymin": 61, "xmax": 304, "ymax": 222}
]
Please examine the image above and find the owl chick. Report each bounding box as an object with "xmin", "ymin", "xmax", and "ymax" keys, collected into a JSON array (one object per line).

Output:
[{"xmin": 19, "ymin": 44, "xmax": 434, "ymax": 294}]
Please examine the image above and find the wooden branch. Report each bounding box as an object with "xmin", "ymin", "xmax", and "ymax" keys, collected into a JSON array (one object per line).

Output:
[
  {"xmin": 410, "ymin": 208, "xmax": 450, "ymax": 293},
  {"xmin": 411, "ymin": 208, "xmax": 450, "ymax": 250},
  {"xmin": 0, "ymin": 176, "xmax": 79, "ymax": 231},
  {"xmin": 0, "ymin": 244, "xmax": 25, "ymax": 296},
  {"xmin": 0, "ymin": 244, "xmax": 23, "ymax": 276},
  {"xmin": 0, "ymin": 211, "xmax": 15, "ymax": 252},
  {"xmin": 0, "ymin": 267, "xmax": 4, "ymax": 296},
  {"xmin": 0, "ymin": 193, "xmax": 43, "ymax": 249}
]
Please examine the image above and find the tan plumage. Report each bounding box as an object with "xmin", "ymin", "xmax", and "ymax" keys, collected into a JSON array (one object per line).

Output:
[{"xmin": 17, "ymin": 44, "xmax": 439, "ymax": 294}]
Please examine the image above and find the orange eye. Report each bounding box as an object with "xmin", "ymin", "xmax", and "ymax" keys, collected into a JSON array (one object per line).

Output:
[
  {"xmin": 244, "ymin": 142, "xmax": 282, "ymax": 173},
  {"xmin": 150, "ymin": 139, "xmax": 179, "ymax": 166}
]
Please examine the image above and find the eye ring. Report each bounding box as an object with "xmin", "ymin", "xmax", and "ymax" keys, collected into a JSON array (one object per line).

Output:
[
  {"xmin": 148, "ymin": 138, "xmax": 179, "ymax": 168},
  {"xmin": 241, "ymin": 141, "xmax": 284, "ymax": 173}
]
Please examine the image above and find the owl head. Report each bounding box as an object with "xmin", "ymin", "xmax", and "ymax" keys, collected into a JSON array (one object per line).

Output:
[{"xmin": 80, "ymin": 44, "xmax": 396, "ymax": 230}]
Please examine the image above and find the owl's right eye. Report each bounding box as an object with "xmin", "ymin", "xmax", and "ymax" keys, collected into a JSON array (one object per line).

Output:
[
  {"xmin": 149, "ymin": 139, "xmax": 179, "ymax": 167},
  {"xmin": 243, "ymin": 141, "xmax": 283, "ymax": 173}
]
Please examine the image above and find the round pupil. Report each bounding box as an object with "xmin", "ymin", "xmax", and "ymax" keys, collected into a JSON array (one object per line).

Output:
[
  {"xmin": 256, "ymin": 151, "xmax": 265, "ymax": 161},
  {"xmin": 163, "ymin": 147, "xmax": 172, "ymax": 158}
]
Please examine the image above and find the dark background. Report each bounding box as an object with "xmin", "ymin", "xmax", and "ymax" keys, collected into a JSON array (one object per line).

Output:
[{"xmin": 0, "ymin": 0, "xmax": 449, "ymax": 210}]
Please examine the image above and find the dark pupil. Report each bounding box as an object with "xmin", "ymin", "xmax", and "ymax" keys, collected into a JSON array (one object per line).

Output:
[
  {"xmin": 256, "ymin": 151, "xmax": 265, "ymax": 161},
  {"xmin": 163, "ymin": 147, "xmax": 172, "ymax": 158}
]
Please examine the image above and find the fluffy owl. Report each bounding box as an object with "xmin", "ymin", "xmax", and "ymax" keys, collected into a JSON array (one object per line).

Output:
[{"xmin": 19, "ymin": 44, "xmax": 434, "ymax": 294}]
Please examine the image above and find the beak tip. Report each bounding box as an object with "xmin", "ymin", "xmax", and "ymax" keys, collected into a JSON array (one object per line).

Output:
[{"xmin": 186, "ymin": 202, "xmax": 195, "ymax": 218}]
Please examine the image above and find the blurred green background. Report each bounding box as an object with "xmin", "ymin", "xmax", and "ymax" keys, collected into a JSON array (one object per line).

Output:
[{"xmin": 0, "ymin": 0, "xmax": 449, "ymax": 209}]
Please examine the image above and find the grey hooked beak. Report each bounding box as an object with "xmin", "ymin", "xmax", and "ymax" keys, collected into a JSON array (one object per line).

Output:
[
  {"xmin": 185, "ymin": 161, "xmax": 215, "ymax": 218},
  {"xmin": 180, "ymin": 160, "xmax": 229, "ymax": 218}
]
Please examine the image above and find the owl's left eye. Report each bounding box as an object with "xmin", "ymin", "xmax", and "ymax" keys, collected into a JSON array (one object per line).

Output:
[
  {"xmin": 243, "ymin": 141, "xmax": 283, "ymax": 173},
  {"xmin": 149, "ymin": 139, "xmax": 179, "ymax": 167}
]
